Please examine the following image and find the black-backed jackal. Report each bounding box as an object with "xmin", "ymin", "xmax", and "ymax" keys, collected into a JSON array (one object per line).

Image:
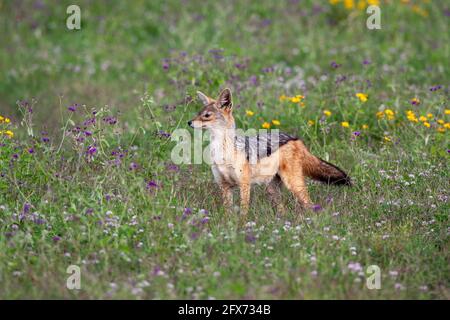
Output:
[{"xmin": 188, "ymin": 88, "xmax": 351, "ymax": 215}]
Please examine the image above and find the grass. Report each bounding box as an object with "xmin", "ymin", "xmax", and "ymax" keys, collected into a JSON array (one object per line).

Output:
[{"xmin": 0, "ymin": 0, "xmax": 449, "ymax": 299}]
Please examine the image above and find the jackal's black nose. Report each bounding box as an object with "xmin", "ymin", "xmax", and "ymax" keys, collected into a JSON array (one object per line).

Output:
[{"xmin": 188, "ymin": 120, "xmax": 193, "ymax": 128}]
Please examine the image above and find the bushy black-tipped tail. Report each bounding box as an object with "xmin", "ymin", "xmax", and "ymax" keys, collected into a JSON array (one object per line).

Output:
[{"xmin": 303, "ymin": 155, "xmax": 352, "ymax": 186}]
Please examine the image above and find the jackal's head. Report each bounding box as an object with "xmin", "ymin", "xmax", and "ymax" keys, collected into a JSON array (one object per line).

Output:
[{"xmin": 188, "ymin": 88, "xmax": 235, "ymax": 130}]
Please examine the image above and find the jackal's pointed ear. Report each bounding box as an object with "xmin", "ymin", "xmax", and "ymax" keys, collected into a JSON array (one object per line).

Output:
[
  {"xmin": 197, "ymin": 91, "xmax": 212, "ymax": 106},
  {"xmin": 217, "ymin": 88, "xmax": 232, "ymax": 110}
]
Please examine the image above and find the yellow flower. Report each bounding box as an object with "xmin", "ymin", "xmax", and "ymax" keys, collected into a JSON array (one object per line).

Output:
[
  {"xmin": 411, "ymin": 97, "xmax": 420, "ymax": 105},
  {"xmin": 444, "ymin": 123, "xmax": 450, "ymax": 129},
  {"xmin": 3, "ymin": 130, "xmax": 14, "ymax": 138},
  {"xmin": 344, "ymin": 0, "xmax": 354, "ymax": 9},
  {"xmin": 412, "ymin": 5, "xmax": 428, "ymax": 17},
  {"xmin": 445, "ymin": 109, "xmax": 450, "ymax": 115},
  {"xmin": 423, "ymin": 122, "xmax": 430, "ymax": 128},
  {"xmin": 356, "ymin": 93, "xmax": 368, "ymax": 102},
  {"xmin": 307, "ymin": 120, "xmax": 315, "ymax": 126},
  {"xmin": 427, "ymin": 113, "xmax": 433, "ymax": 119},
  {"xmin": 341, "ymin": 121, "xmax": 350, "ymax": 128},
  {"xmin": 5, "ymin": 118, "xmax": 10, "ymax": 123},
  {"xmin": 384, "ymin": 136, "xmax": 391, "ymax": 142},
  {"xmin": 357, "ymin": 0, "xmax": 366, "ymax": 10},
  {"xmin": 367, "ymin": 0, "xmax": 380, "ymax": 5},
  {"xmin": 437, "ymin": 127, "xmax": 446, "ymax": 133},
  {"xmin": 376, "ymin": 111, "xmax": 384, "ymax": 119},
  {"xmin": 0, "ymin": 116, "xmax": 4, "ymax": 123},
  {"xmin": 246, "ymin": 110, "xmax": 254, "ymax": 116},
  {"xmin": 384, "ymin": 109, "xmax": 395, "ymax": 120},
  {"xmin": 279, "ymin": 94, "xmax": 287, "ymax": 102},
  {"xmin": 272, "ymin": 119, "xmax": 280, "ymax": 126},
  {"xmin": 329, "ymin": 0, "xmax": 340, "ymax": 4},
  {"xmin": 262, "ymin": 122, "xmax": 271, "ymax": 129},
  {"xmin": 419, "ymin": 116, "xmax": 427, "ymax": 122},
  {"xmin": 323, "ymin": 110, "xmax": 332, "ymax": 117},
  {"xmin": 362, "ymin": 124, "xmax": 369, "ymax": 130}
]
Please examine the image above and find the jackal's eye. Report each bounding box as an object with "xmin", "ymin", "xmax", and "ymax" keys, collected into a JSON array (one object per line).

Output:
[{"xmin": 203, "ymin": 113, "xmax": 211, "ymax": 118}]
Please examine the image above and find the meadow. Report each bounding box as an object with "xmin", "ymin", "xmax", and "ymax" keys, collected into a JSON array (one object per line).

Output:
[{"xmin": 0, "ymin": 0, "xmax": 449, "ymax": 299}]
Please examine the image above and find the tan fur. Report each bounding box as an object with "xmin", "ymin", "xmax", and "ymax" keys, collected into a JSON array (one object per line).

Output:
[{"xmin": 189, "ymin": 89, "xmax": 351, "ymax": 215}]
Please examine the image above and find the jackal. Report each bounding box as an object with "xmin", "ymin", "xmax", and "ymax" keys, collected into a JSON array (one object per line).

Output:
[{"xmin": 188, "ymin": 88, "xmax": 351, "ymax": 215}]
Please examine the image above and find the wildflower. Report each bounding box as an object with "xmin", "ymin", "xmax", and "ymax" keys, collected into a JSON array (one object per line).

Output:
[
  {"xmin": 437, "ymin": 127, "xmax": 445, "ymax": 133},
  {"xmin": 0, "ymin": 116, "xmax": 3, "ymax": 122},
  {"xmin": 5, "ymin": 117, "xmax": 10, "ymax": 123},
  {"xmin": 68, "ymin": 104, "xmax": 78, "ymax": 112},
  {"xmin": 444, "ymin": 123, "xmax": 450, "ymax": 129},
  {"xmin": 406, "ymin": 110, "xmax": 419, "ymax": 122},
  {"xmin": 312, "ymin": 204, "xmax": 322, "ymax": 212},
  {"xmin": 445, "ymin": 109, "xmax": 450, "ymax": 115},
  {"xmin": 355, "ymin": 93, "xmax": 368, "ymax": 102},
  {"xmin": 341, "ymin": 121, "xmax": 350, "ymax": 128},
  {"xmin": 279, "ymin": 94, "xmax": 287, "ymax": 102},
  {"xmin": 307, "ymin": 120, "xmax": 315, "ymax": 126},
  {"xmin": 410, "ymin": 98, "xmax": 420, "ymax": 105},
  {"xmin": 427, "ymin": 113, "xmax": 433, "ymax": 119},
  {"xmin": 376, "ymin": 111, "xmax": 384, "ymax": 119},
  {"xmin": 423, "ymin": 122, "xmax": 430, "ymax": 128},
  {"xmin": 347, "ymin": 262, "xmax": 363, "ymax": 273},
  {"xmin": 87, "ymin": 145, "xmax": 97, "ymax": 155},
  {"xmin": 262, "ymin": 122, "xmax": 271, "ymax": 129},
  {"xmin": 344, "ymin": 0, "xmax": 354, "ymax": 9},
  {"xmin": 384, "ymin": 136, "xmax": 391, "ymax": 142},
  {"xmin": 3, "ymin": 130, "xmax": 14, "ymax": 138},
  {"xmin": 330, "ymin": 61, "xmax": 340, "ymax": 69},
  {"xmin": 437, "ymin": 119, "xmax": 444, "ymax": 125},
  {"xmin": 383, "ymin": 109, "xmax": 394, "ymax": 120},
  {"xmin": 352, "ymin": 131, "xmax": 361, "ymax": 137},
  {"xmin": 245, "ymin": 110, "xmax": 254, "ymax": 116},
  {"xmin": 272, "ymin": 120, "xmax": 280, "ymax": 126},
  {"xmin": 419, "ymin": 116, "xmax": 427, "ymax": 122},
  {"xmin": 362, "ymin": 124, "xmax": 369, "ymax": 130},
  {"xmin": 323, "ymin": 110, "xmax": 332, "ymax": 117}
]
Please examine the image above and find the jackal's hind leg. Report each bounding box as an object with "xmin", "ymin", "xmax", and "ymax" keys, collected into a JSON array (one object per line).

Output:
[
  {"xmin": 278, "ymin": 167, "xmax": 312, "ymax": 211},
  {"xmin": 266, "ymin": 175, "xmax": 285, "ymax": 215}
]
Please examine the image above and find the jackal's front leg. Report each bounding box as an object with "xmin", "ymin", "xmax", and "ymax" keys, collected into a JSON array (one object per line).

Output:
[
  {"xmin": 239, "ymin": 183, "xmax": 250, "ymax": 215},
  {"xmin": 220, "ymin": 183, "xmax": 233, "ymax": 214}
]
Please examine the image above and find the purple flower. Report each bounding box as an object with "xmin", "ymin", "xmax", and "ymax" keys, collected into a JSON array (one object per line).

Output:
[
  {"xmin": 363, "ymin": 59, "xmax": 371, "ymax": 65},
  {"xmin": 312, "ymin": 204, "xmax": 322, "ymax": 212},
  {"xmin": 52, "ymin": 236, "xmax": 61, "ymax": 243},
  {"xmin": 129, "ymin": 162, "xmax": 139, "ymax": 170},
  {"xmin": 87, "ymin": 145, "xmax": 97, "ymax": 156},
  {"xmin": 28, "ymin": 148, "xmax": 34, "ymax": 154},
  {"xmin": 245, "ymin": 232, "xmax": 257, "ymax": 243},
  {"xmin": 352, "ymin": 131, "xmax": 361, "ymax": 137},
  {"xmin": 166, "ymin": 163, "xmax": 179, "ymax": 172},
  {"xmin": 162, "ymin": 60, "xmax": 170, "ymax": 71},
  {"xmin": 146, "ymin": 180, "xmax": 159, "ymax": 192},
  {"xmin": 23, "ymin": 203, "xmax": 31, "ymax": 214},
  {"xmin": 330, "ymin": 61, "xmax": 340, "ymax": 69},
  {"xmin": 68, "ymin": 104, "xmax": 78, "ymax": 112},
  {"xmin": 200, "ymin": 217, "xmax": 209, "ymax": 224}
]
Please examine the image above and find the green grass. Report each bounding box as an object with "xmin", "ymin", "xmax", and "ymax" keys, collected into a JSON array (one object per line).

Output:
[{"xmin": 0, "ymin": 0, "xmax": 449, "ymax": 299}]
